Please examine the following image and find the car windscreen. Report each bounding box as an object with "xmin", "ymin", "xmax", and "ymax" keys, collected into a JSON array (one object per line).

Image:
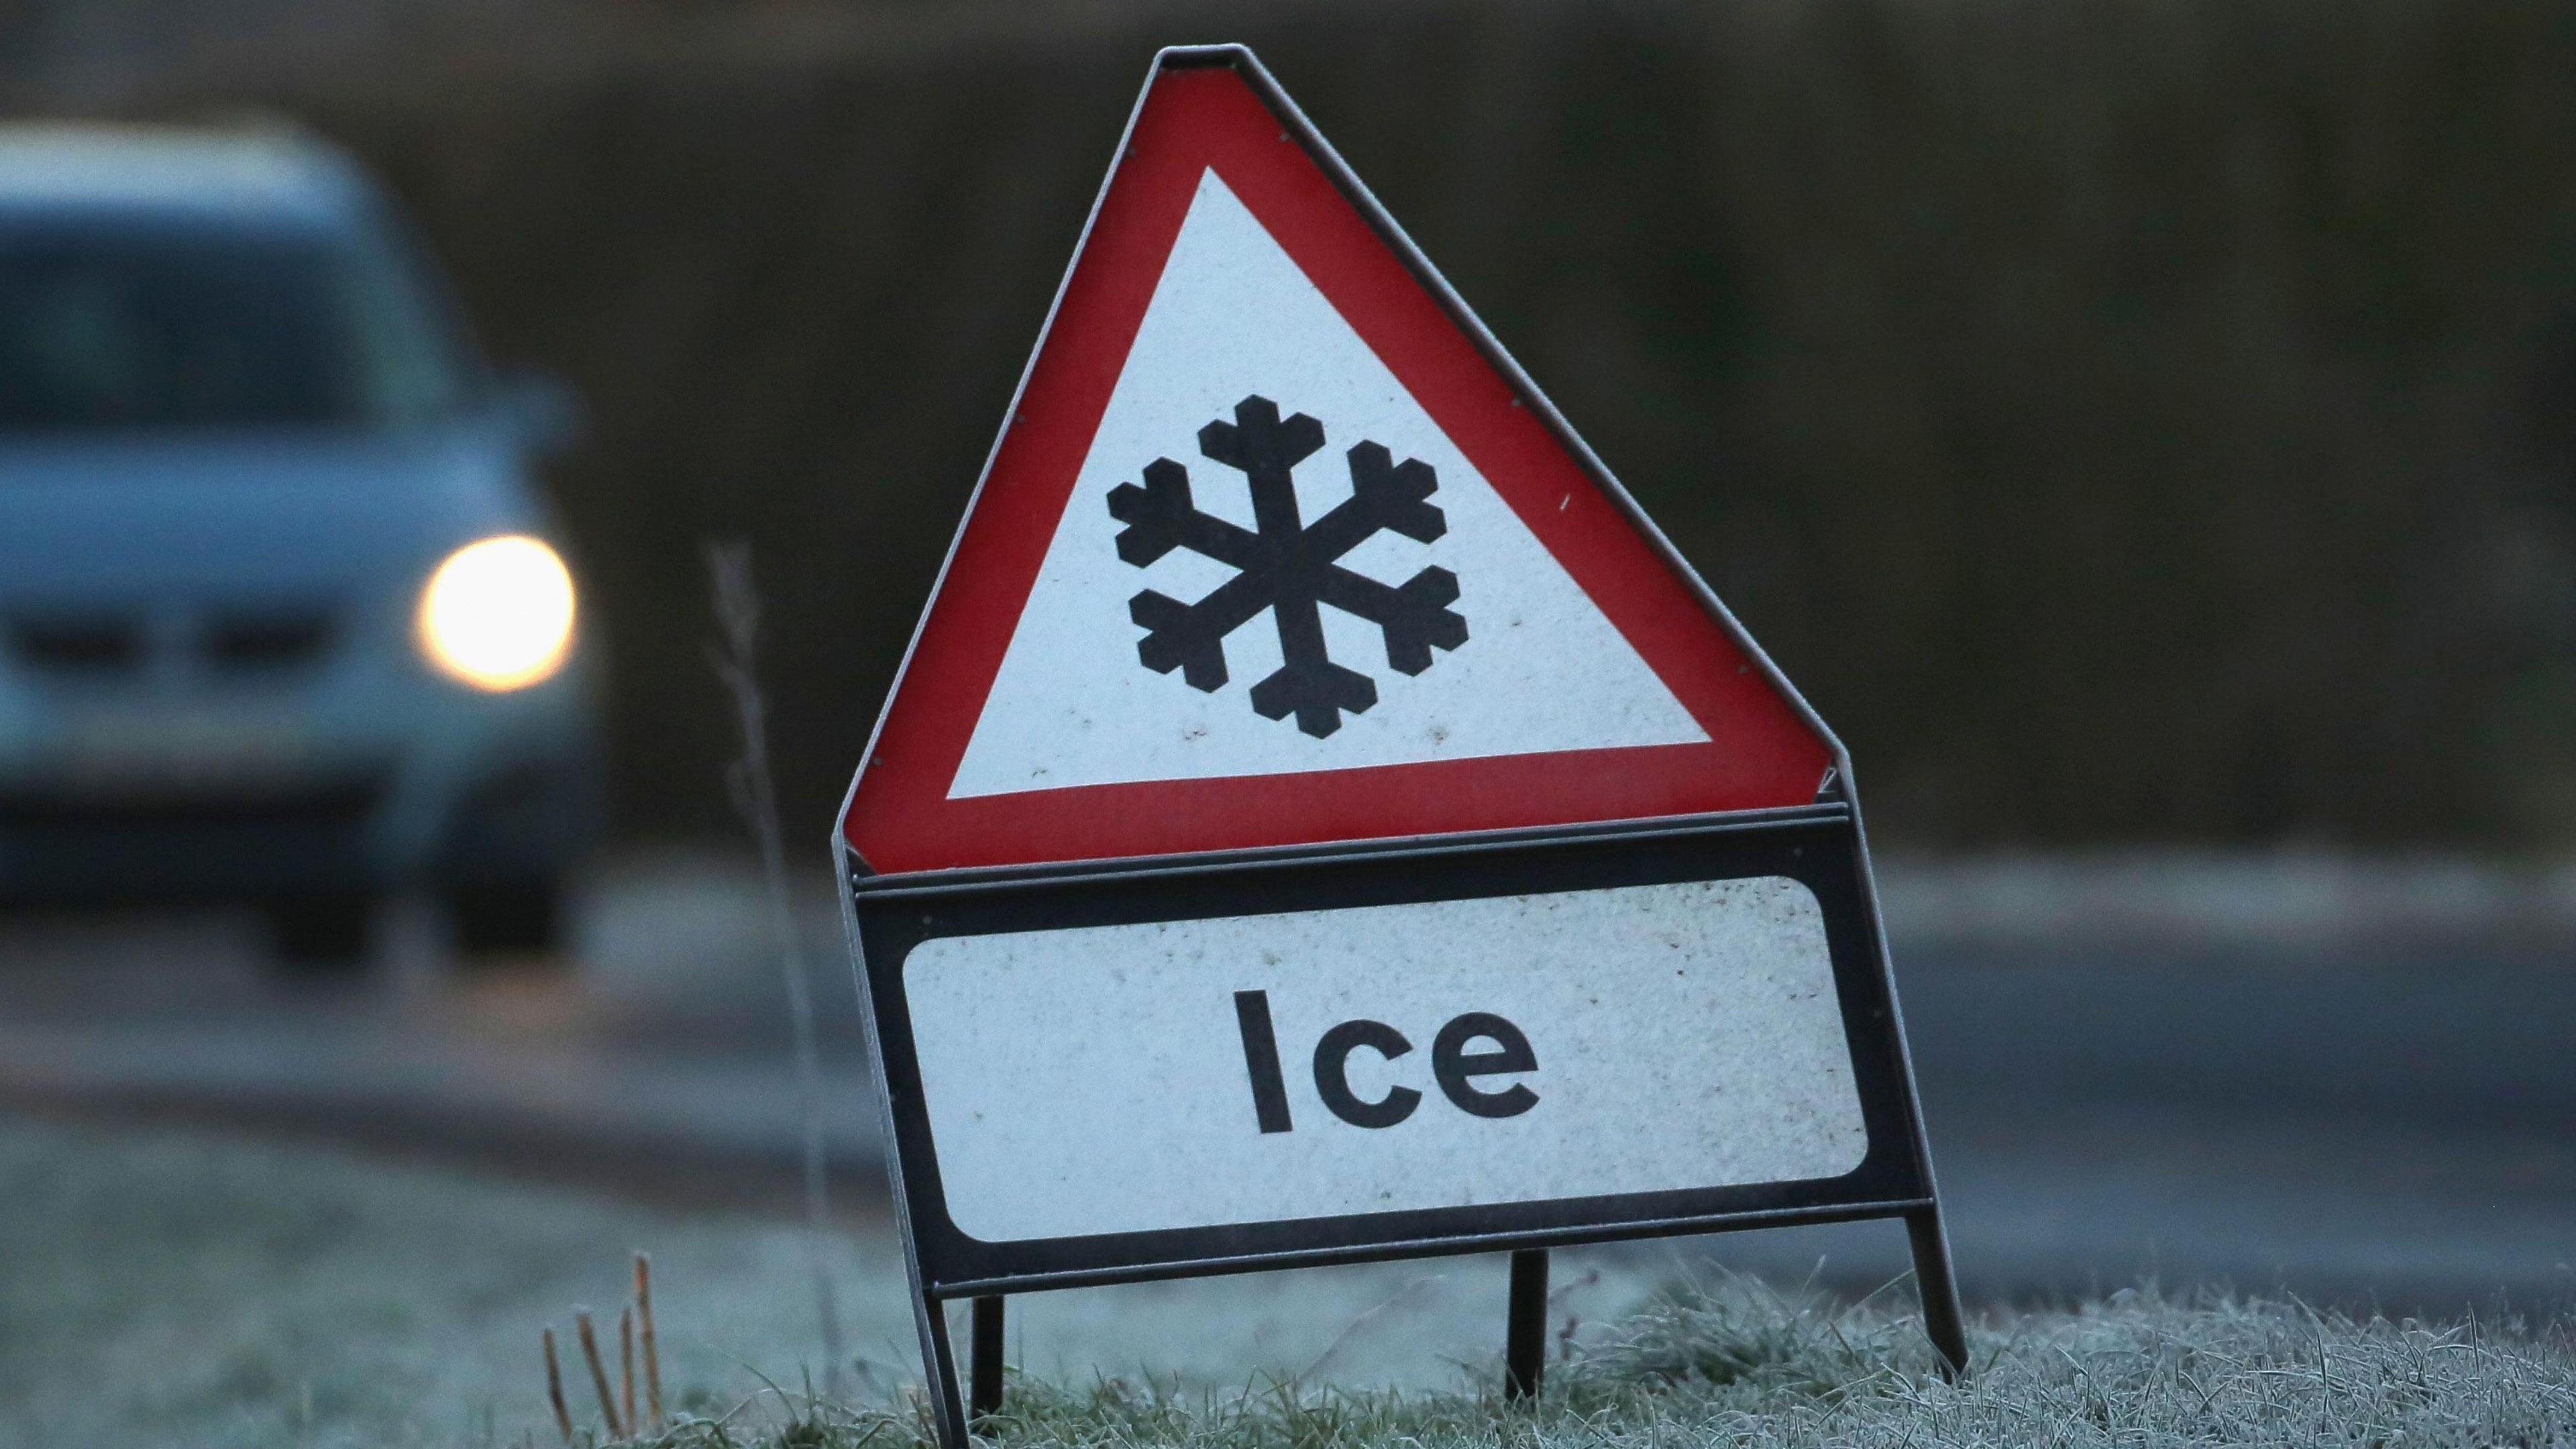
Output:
[{"xmin": 0, "ymin": 214, "xmax": 472, "ymax": 432}]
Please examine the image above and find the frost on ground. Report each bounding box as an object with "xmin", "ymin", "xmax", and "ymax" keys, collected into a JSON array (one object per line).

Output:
[
  {"xmin": 0, "ymin": 1114, "xmax": 901, "ymax": 1449},
  {"xmin": 0, "ymin": 1115, "xmax": 1656, "ymax": 1448},
  {"xmin": 643, "ymin": 1284, "xmax": 2576, "ymax": 1449},
  {"xmin": 4, "ymin": 1114, "xmax": 2569, "ymax": 1449}
]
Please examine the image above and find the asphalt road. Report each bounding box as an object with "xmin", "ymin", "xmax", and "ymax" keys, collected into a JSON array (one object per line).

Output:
[
  {"xmin": 1, "ymin": 853, "xmax": 2569, "ymax": 1316},
  {"xmin": 1806, "ymin": 937, "xmax": 2576, "ymax": 1314}
]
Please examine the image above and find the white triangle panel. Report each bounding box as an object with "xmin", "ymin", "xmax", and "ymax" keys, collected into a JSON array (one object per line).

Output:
[{"xmin": 948, "ymin": 170, "xmax": 1706, "ymax": 800}]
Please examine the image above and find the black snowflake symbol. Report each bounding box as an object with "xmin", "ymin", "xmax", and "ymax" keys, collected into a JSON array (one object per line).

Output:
[{"xmin": 1108, "ymin": 394, "xmax": 1468, "ymax": 738}]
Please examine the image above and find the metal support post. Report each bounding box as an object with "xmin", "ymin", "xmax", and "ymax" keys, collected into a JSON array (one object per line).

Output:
[
  {"xmin": 1505, "ymin": 1248, "xmax": 1548, "ymax": 1400},
  {"xmin": 914, "ymin": 1287, "xmax": 966, "ymax": 1449},
  {"xmin": 970, "ymin": 1295, "xmax": 1006, "ymax": 1421},
  {"xmin": 1905, "ymin": 1207, "xmax": 1971, "ymax": 1378}
]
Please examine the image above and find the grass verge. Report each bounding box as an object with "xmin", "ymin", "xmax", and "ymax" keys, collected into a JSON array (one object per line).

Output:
[{"xmin": 585, "ymin": 1279, "xmax": 2575, "ymax": 1448}]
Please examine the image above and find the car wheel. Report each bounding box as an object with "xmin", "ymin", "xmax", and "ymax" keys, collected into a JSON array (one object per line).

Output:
[
  {"xmin": 262, "ymin": 892, "xmax": 376, "ymax": 975},
  {"xmin": 447, "ymin": 877, "xmax": 567, "ymax": 959}
]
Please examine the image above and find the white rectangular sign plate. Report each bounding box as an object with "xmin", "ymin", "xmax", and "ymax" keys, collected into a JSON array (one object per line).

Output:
[
  {"xmin": 908, "ymin": 876, "xmax": 1868, "ymax": 1242},
  {"xmin": 845, "ymin": 810, "xmax": 1933, "ymax": 1301}
]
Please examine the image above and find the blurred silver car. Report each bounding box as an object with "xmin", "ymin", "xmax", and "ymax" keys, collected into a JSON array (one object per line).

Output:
[{"xmin": 0, "ymin": 123, "xmax": 600, "ymax": 970}]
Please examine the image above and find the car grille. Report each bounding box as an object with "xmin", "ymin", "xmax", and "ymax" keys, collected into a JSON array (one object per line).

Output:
[
  {"xmin": 205, "ymin": 613, "xmax": 336, "ymax": 670},
  {"xmin": 0, "ymin": 774, "xmax": 388, "ymax": 900},
  {"xmin": 6, "ymin": 606, "xmax": 339, "ymax": 681},
  {"xmin": 9, "ymin": 616, "xmax": 144, "ymax": 672}
]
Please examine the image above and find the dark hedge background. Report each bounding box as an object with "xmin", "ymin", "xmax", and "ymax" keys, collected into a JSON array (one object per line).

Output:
[{"xmin": 13, "ymin": 0, "xmax": 2576, "ymax": 851}]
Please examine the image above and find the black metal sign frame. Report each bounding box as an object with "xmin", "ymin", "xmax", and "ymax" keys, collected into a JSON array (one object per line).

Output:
[
  {"xmin": 830, "ymin": 42, "xmax": 1968, "ymax": 1449},
  {"xmin": 839, "ymin": 806, "xmax": 1965, "ymax": 1447}
]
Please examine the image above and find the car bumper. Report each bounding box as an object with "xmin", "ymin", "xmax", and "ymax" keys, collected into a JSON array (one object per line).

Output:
[{"xmin": 0, "ymin": 661, "xmax": 599, "ymax": 905}]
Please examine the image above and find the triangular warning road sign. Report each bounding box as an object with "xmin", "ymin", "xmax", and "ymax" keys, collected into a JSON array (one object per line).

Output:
[
  {"xmin": 843, "ymin": 50, "xmax": 1836, "ymax": 875},
  {"xmin": 955, "ymin": 170, "xmax": 1715, "ymax": 794}
]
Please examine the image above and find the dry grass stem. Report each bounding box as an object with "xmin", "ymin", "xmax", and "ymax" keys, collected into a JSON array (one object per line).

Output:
[
  {"xmin": 621, "ymin": 1305, "xmax": 636, "ymax": 1434},
  {"xmin": 576, "ymin": 1308, "xmax": 625, "ymax": 1440},
  {"xmin": 707, "ymin": 538, "xmax": 847, "ymax": 1396},
  {"xmin": 541, "ymin": 1327, "xmax": 573, "ymax": 1446},
  {"xmin": 637, "ymin": 1252, "xmax": 664, "ymax": 1432}
]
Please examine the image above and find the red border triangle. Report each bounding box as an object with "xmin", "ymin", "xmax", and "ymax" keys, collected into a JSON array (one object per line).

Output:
[{"xmin": 842, "ymin": 58, "xmax": 1833, "ymax": 875}]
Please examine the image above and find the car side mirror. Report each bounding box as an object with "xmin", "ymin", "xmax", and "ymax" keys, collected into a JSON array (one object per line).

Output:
[{"xmin": 494, "ymin": 368, "xmax": 585, "ymax": 457}]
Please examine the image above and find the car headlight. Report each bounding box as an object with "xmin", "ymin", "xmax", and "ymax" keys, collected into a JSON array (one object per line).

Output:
[{"xmin": 417, "ymin": 535, "xmax": 576, "ymax": 691}]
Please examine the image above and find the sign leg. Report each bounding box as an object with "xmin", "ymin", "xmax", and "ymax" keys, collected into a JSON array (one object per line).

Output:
[
  {"xmin": 1904, "ymin": 1206, "xmax": 1971, "ymax": 1378},
  {"xmin": 916, "ymin": 1290, "xmax": 969, "ymax": 1449},
  {"xmin": 1504, "ymin": 1248, "xmax": 1548, "ymax": 1401},
  {"xmin": 969, "ymin": 1295, "xmax": 1006, "ymax": 1422}
]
